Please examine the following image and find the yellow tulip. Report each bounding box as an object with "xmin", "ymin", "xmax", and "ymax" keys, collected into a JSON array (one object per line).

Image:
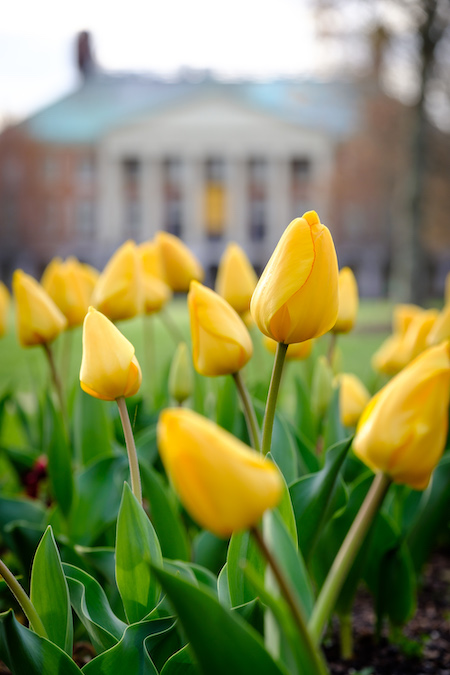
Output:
[
  {"xmin": 139, "ymin": 240, "xmax": 166, "ymax": 281},
  {"xmin": 80, "ymin": 307, "xmax": 142, "ymax": 401},
  {"xmin": 77, "ymin": 262, "xmax": 100, "ymax": 301},
  {"xmin": 332, "ymin": 267, "xmax": 359, "ymax": 334},
  {"xmin": 354, "ymin": 342, "xmax": 450, "ymax": 490},
  {"xmin": 215, "ymin": 243, "xmax": 258, "ymax": 315},
  {"xmin": 337, "ymin": 373, "xmax": 370, "ymax": 428},
  {"xmin": 250, "ymin": 211, "xmax": 339, "ymax": 344},
  {"xmin": 41, "ymin": 257, "xmax": 63, "ymax": 297},
  {"xmin": 92, "ymin": 241, "xmax": 143, "ymax": 321},
  {"xmin": 42, "ymin": 257, "xmax": 92, "ymax": 327},
  {"xmin": 0, "ymin": 282, "xmax": 10, "ymax": 337},
  {"xmin": 13, "ymin": 270, "xmax": 67, "ymax": 347},
  {"xmin": 311, "ymin": 355, "xmax": 334, "ymax": 420},
  {"xmin": 142, "ymin": 274, "xmax": 172, "ymax": 315},
  {"xmin": 263, "ymin": 335, "xmax": 313, "ymax": 360},
  {"xmin": 188, "ymin": 281, "xmax": 253, "ymax": 376},
  {"xmin": 427, "ymin": 302, "xmax": 450, "ymax": 346},
  {"xmin": 155, "ymin": 231, "xmax": 204, "ymax": 292},
  {"xmin": 157, "ymin": 408, "xmax": 282, "ymax": 536},
  {"xmin": 168, "ymin": 342, "xmax": 193, "ymax": 405},
  {"xmin": 372, "ymin": 303, "xmax": 424, "ymax": 376},
  {"xmin": 398, "ymin": 309, "xmax": 438, "ymax": 364},
  {"xmin": 392, "ymin": 304, "xmax": 422, "ymax": 335}
]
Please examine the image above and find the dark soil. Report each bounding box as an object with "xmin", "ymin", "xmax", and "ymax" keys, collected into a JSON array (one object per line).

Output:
[{"xmin": 324, "ymin": 552, "xmax": 450, "ymax": 674}]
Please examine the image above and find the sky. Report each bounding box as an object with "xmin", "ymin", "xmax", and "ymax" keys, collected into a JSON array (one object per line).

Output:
[{"xmin": 0, "ymin": 0, "xmax": 320, "ymax": 126}]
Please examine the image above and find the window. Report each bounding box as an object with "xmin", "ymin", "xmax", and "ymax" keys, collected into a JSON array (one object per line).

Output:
[
  {"xmin": 204, "ymin": 157, "xmax": 225, "ymax": 240},
  {"xmin": 124, "ymin": 199, "xmax": 141, "ymax": 239},
  {"xmin": 163, "ymin": 157, "xmax": 183, "ymax": 237}
]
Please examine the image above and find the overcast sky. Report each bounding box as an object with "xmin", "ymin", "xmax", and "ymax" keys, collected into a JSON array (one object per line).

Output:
[{"xmin": 0, "ymin": 0, "xmax": 319, "ymax": 126}]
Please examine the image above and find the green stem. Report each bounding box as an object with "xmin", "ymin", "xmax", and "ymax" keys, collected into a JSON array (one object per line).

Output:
[
  {"xmin": 250, "ymin": 526, "xmax": 329, "ymax": 675},
  {"xmin": 232, "ymin": 371, "xmax": 261, "ymax": 452},
  {"xmin": 0, "ymin": 558, "xmax": 48, "ymax": 638},
  {"xmin": 159, "ymin": 308, "xmax": 185, "ymax": 345},
  {"xmin": 116, "ymin": 396, "xmax": 142, "ymax": 505},
  {"xmin": 261, "ymin": 342, "xmax": 288, "ymax": 456},
  {"xmin": 339, "ymin": 613, "xmax": 353, "ymax": 660},
  {"xmin": 309, "ymin": 472, "xmax": 392, "ymax": 643},
  {"xmin": 42, "ymin": 341, "xmax": 69, "ymax": 435}
]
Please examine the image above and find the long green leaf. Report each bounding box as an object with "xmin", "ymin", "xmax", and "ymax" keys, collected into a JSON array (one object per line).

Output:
[
  {"xmin": 289, "ymin": 436, "xmax": 352, "ymax": 561},
  {"xmin": 116, "ymin": 483, "xmax": 163, "ymax": 624},
  {"xmin": 153, "ymin": 566, "xmax": 288, "ymax": 675},
  {"xmin": 73, "ymin": 389, "xmax": 114, "ymax": 466},
  {"xmin": 30, "ymin": 526, "xmax": 73, "ymax": 654},
  {"xmin": 44, "ymin": 393, "xmax": 74, "ymax": 519},
  {"xmin": 0, "ymin": 610, "xmax": 82, "ymax": 675},
  {"xmin": 82, "ymin": 618, "xmax": 175, "ymax": 675},
  {"xmin": 63, "ymin": 563, "xmax": 127, "ymax": 653},
  {"xmin": 160, "ymin": 644, "xmax": 198, "ymax": 675}
]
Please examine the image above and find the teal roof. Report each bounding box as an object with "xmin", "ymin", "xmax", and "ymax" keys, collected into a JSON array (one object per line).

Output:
[{"xmin": 26, "ymin": 71, "xmax": 360, "ymax": 144}]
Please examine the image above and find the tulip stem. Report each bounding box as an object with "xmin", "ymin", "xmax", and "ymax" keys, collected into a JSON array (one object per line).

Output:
[
  {"xmin": 250, "ymin": 525, "xmax": 329, "ymax": 675},
  {"xmin": 0, "ymin": 558, "xmax": 48, "ymax": 639},
  {"xmin": 232, "ymin": 371, "xmax": 261, "ymax": 452},
  {"xmin": 308, "ymin": 472, "xmax": 392, "ymax": 643},
  {"xmin": 261, "ymin": 342, "xmax": 288, "ymax": 456},
  {"xmin": 42, "ymin": 342, "xmax": 69, "ymax": 434},
  {"xmin": 116, "ymin": 396, "xmax": 142, "ymax": 506}
]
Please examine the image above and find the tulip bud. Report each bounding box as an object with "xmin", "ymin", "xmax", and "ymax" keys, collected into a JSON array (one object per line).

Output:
[
  {"xmin": 155, "ymin": 231, "xmax": 204, "ymax": 292},
  {"xmin": 42, "ymin": 257, "xmax": 92, "ymax": 327},
  {"xmin": 372, "ymin": 303, "xmax": 424, "ymax": 376},
  {"xmin": 354, "ymin": 342, "xmax": 450, "ymax": 490},
  {"xmin": 168, "ymin": 342, "xmax": 193, "ymax": 404},
  {"xmin": 142, "ymin": 274, "xmax": 172, "ymax": 315},
  {"xmin": 393, "ymin": 304, "xmax": 422, "ymax": 335},
  {"xmin": 250, "ymin": 211, "xmax": 339, "ymax": 344},
  {"xmin": 139, "ymin": 240, "xmax": 166, "ymax": 281},
  {"xmin": 332, "ymin": 267, "xmax": 359, "ymax": 334},
  {"xmin": 41, "ymin": 257, "xmax": 63, "ymax": 297},
  {"xmin": 13, "ymin": 270, "xmax": 67, "ymax": 347},
  {"xmin": 188, "ymin": 281, "xmax": 253, "ymax": 376},
  {"xmin": 0, "ymin": 281, "xmax": 10, "ymax": 338},
  {"xmin": 77, "ymin": 262, "xmax": 99, "ymax": 301},
  {"xmin": 336, "ymin": 373, "xmax": 370, "ymax": 428},
  {"xmin": 157, "ymin": 408, "xmax": 282, "ymax": 536},
  {"xmin": 427, "ymin": 302, "xmax": 450, "ymax": 346},
  {"xmin": 92, "ymin": 241, "xmax": 143, "ymax": 321},
  {"xmin": 215, "ymin": 243, "xmax": 258, "ymax": 315},
  {"xmin": 263, "ymin": 335, "xmax": 313, "ymax": 361},
  {"xmin": 311, "ymin": 355, "xmax": 334, "ymax": 420},
  {"xmin": 80, "ymin": 306, "xmax": 142, "ymax": 401},
  {"xmin": 399, "ymin": 308, "xmax": 438, "ymax": 364}
]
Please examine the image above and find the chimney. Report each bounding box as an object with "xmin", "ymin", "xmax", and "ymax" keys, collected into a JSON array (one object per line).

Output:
[{"xmin": 76, "ymin": 31, "xmax": 95, "ymax": 78}]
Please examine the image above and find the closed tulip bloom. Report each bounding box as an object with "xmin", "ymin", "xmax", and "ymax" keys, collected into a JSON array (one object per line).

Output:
[
  {"xmin": 43, "ymin": 257, "xmax": 91, "ymax": 327},
  {"xmin": 372, "ymin": 334, "xmax": 406, "ymax": 376},
  {"xmin": 157, "ymin": 408, "xmax": 283, "ymax": 537},
  {"xmin": 311, "ymin": 355, "xmax": 334, "ymax": 420},
  {"xmin": 92, "ymin": 241, "xmax": 143, "ymax": 321},
  {"xmin": 13, "ymin": 270, "xmax": 67, "ymax": 347},
  {"xmin": 354, "ymin": 342, "xmax": 450, "ymax": 490},
  {"xmin": 188, "ymin": 281, "xmax": 253, "ymax": 376},
  {"xmin": 143, "ymin": 274, "xmax": 172, "ymax": 314},
  {"xmin": 168, "ymin": 342, "xmax": 193, "ymax": 405},
  {"xmin": 41, "ymin": 257, "xmax": 63, "ymax": 297},
  {"xmin": 139, "ymin": 240, "xmax": 166, "ymax": 281},
  {"xmin": 399, "ymin": 309, "xmax": 438, "ymax": 364},
  {"xmin": 80, "ymin": 307, "xmax": 142, "ymax": 401},
  {"xmin": 337, "ymin": 373, "xmax": 370, "ymax": 428},
  {"xmin": 215, "ymin": 243, "xmax": 258, "ymax": 315},
  {"xmin": 0, "ymin": 282, "xmax": 10, "ymax": 337},
  {"xmin": 332, "ymin": 267, "xmax": 359, "ymax": 334},
  {"xmin": 77, "ymin": 262, "xmax": 99, "ymax": 301},
  {"xmin": 393, "ymin": 304, "xmax": 422, "ymax": 335},
  {"xmin": 263, "ymin": 335, "xmax": 313, "ymax": 360},
  {"xmin": 427, "ymin": 303, "xmax": 450, "ymax": 346},
  {"xmin": 156, "ymin": 231, "xmax": 204, "ymax": 292},
  {"xmin": 250, "ymin": 211, "xmax": 339, "ymax": 344}
]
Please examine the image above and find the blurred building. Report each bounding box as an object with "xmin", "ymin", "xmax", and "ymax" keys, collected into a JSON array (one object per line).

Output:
[{"xmin": 0, "ymin": 33, "xmax": 449, "ymax": 295}]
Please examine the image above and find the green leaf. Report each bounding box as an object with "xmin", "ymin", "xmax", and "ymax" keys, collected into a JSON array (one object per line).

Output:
[
  {"xmin": 291, "ymin": 426, "xmax": 320, "ymax": 475},
  {"xmin": 217, "ymin": 563, "xmax": 231, "ymax": 606},
  {"xmin": 4, "ymin": 521, "xmax": 46, "ymax": 576},
  {"xmin": 294, "ymin": 376, "xmax": 316, "ymax": 446},
  {"xmin": 267, "ymin": 453, "xmax": 297, "ymax": 544},
  {"xmin": 270, "ymin": 414, "xmax": 298, "ymax": 484},
  {"xmin": 0, "ymin": 610, "xmax": 82, "ymax": 675},
  {"xmin": 134, "ymin": 424, "xmax": 159, "ymax": 466},
  {"xmin": 321, "ymin": 386, "xmax": 347, "ymax": 451},
  {"xmin": 63, "ymin": 563, "xmax": 127, "ymax": 653},
  {"xmin": 227, "ymin": 529, "xmax": 264, "ymax": 607},
  {"xmin": 116, "ymin": 483, "xmax": 163, "ymax": 624},
  {"xmin": 160, "ymin": 645, "xmax": 198, "ymax": 675},
  {"xmin": 73, "ymin": 389, "xmax": 114, "ymax": 466},
  {"xmin": 406, "ymin": 455, "xmax": 450, "ymax": 573},
  {"xmin": 30, "ymin": 526, "xmax": 73, "ymax": 654},
  {"xmin": 192, "ymin": 530, "xmax": 228, "ymax": 575},
  {"xmin": 289, "ymin": 436, "xmax": 352, "ymax": 562},
  {"xmin": 82, "ymin": 618, "xmax": 175, "ymax": 675},
  {"xmin": 140, "ymin": 463, "xmax": 190, "ymax": 561},
  {"xmin": 369, "ymin": 539, "xmax": 416, "ymax": 627},
  {"xmin": 44, "ymin": 392, "xmax": 74, "ymax": 519},
  {"xmin": 215, "ymin": 375, "xmax": 238, "ymax": 434},
  {"xmin": 70, "ymin": 456, "xmax": 128, "ymax": 545},
  {"xmin": 153, "ymin": 566, "xmax": 288, "ymax": 675},
  {"xmin": 263, "ymin": 510, "xmax": 315, "ymax": 618}
]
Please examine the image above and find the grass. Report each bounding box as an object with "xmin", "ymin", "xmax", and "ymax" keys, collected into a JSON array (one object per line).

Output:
[{"xmin": 0, "ymin": 299, "xmax": 394, "ymax": 399}]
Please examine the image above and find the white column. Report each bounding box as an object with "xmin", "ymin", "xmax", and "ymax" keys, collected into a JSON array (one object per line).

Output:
[
  {"xmin": 182, "ymin": 156, "xmax": 204, "ymax": 246},
  {"xmin": 98, "ymin": 151, "xmax": 123, "ymax": 245},
  {"xmin": 141, "ymin": 157, "xmax": 163, "ymax": 240},
  {"xmin": 225, "ymin": 156, "xmax": 247, "ymax": 244}
]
